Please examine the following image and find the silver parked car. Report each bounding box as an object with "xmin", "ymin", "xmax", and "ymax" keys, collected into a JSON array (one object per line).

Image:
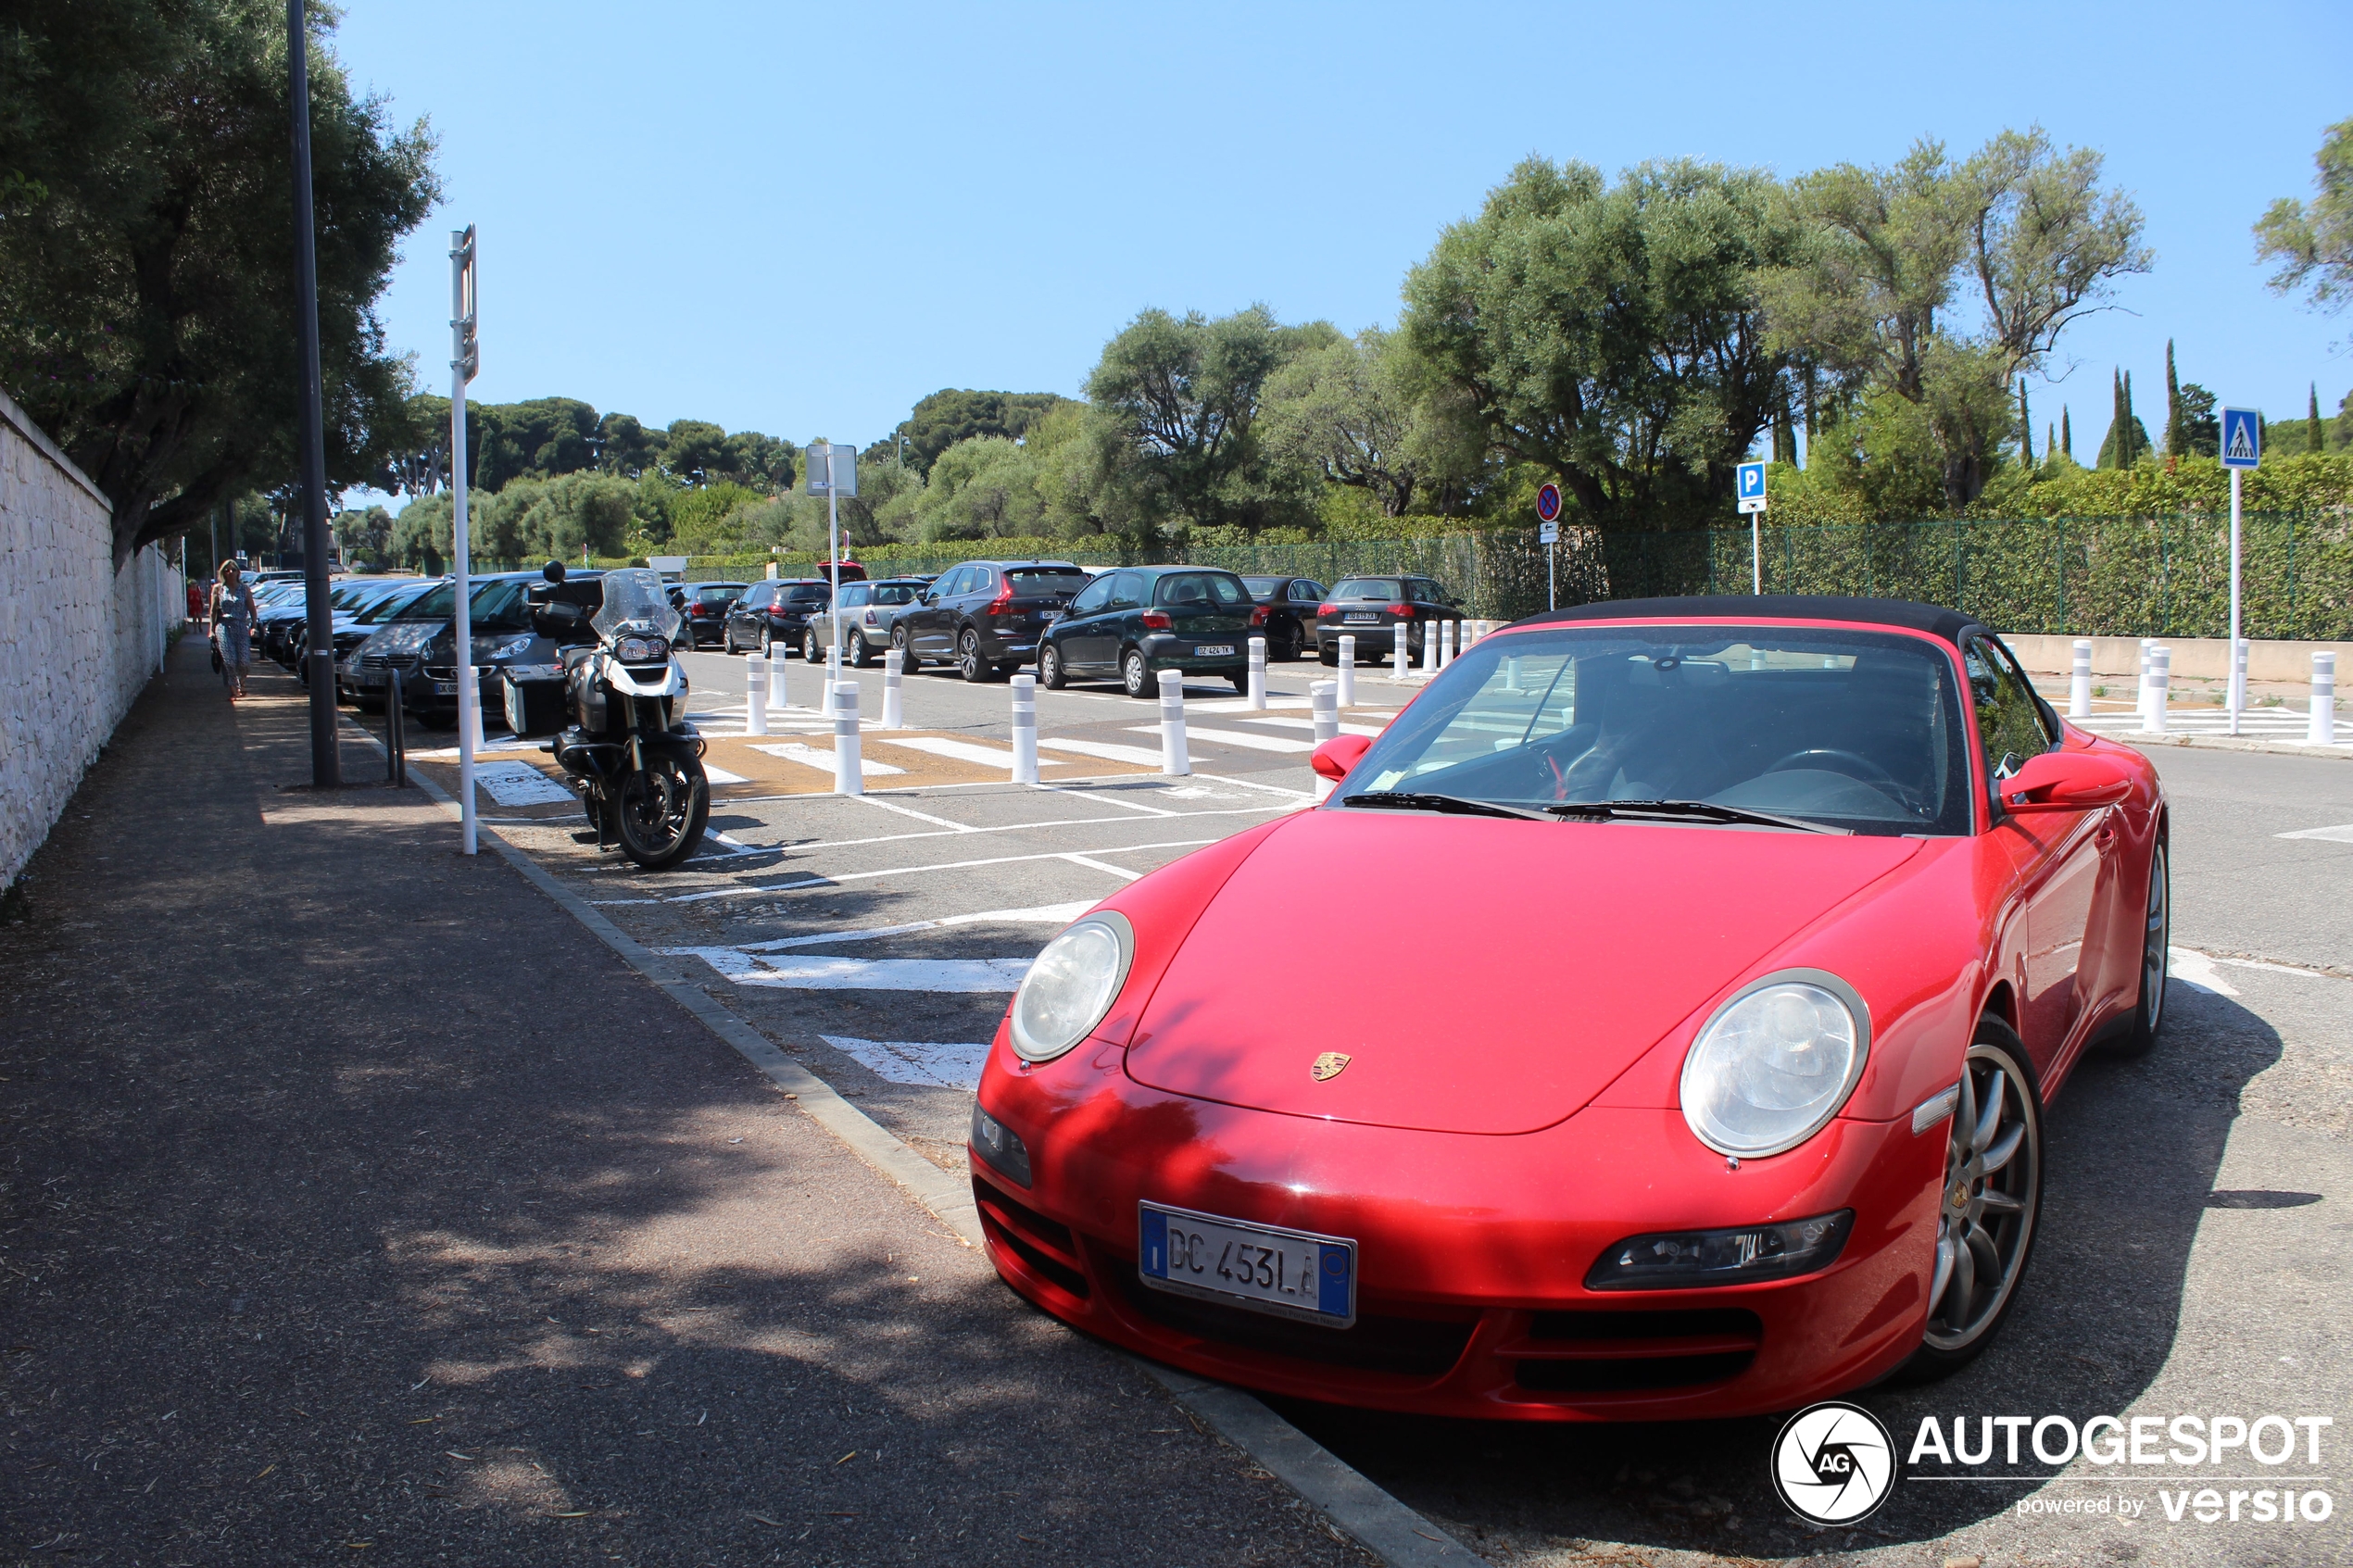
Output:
[{"xmin": 804, "ymin": 576, "xmax": 932, "ymax": 667}]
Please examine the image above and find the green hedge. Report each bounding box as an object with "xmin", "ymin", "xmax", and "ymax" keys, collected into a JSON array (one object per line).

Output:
[{"xmin": 604, "ymin": 510, "xmax": 2351, "ymax": 640}]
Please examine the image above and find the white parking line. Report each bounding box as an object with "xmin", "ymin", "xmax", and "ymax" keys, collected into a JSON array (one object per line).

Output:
[
  {"xmin": 1061, "ymin": 853, "xmax": 1144, "ymax": 881},
  {"xmin": 737, "ymin": 901, "xmax": 1095, "ymax": 952},
  {"xmin": 661, "ymin": 838, "xmax": 1220, "ymax": 902},
  {"xmin": 1243, "ymin": 716, "xmax": 1388, "ymax": 738},
  {"xmin": 1038, "ymin": 737, "xmax": 1168, "ymax": 767},
  {"xmin": 2277, "ymin": 823, "xmax": 2353, "ymax": 843},
  {"xmin": 876, "ymin": 735, "xmax": 1072, "ymax": 771},
  {"xmin": 662, "ymin": 949, "xmax": 1031, "ymax": 990},
  {"xmin": 818, "ymin": 1034, "xmax": 989, "ymax": 1090},
  {"xmin": 1134, "ymin": 724, "xmax": 1313, "ymax": 755},
  {"xmin": 749, "ymin": 741, "xmax": 906, "ymax": 776}
]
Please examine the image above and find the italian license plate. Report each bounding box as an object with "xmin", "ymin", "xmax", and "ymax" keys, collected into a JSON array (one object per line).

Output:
[
  {"xmin": 1194, "ymin": 644, "xmax": 1234, "ymax": 657},
  {"xmin": 1139, "ymin": 1202, "xmax": 1355, "ymax": 1326},
  {"xmin": 1343, "ymin": 612, "xmax": 1378, "ymax": 623}
]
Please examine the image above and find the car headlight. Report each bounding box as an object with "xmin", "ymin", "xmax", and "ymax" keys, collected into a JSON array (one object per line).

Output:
[
  {"xmin": 484, "ymin": 633, "xmax": 535, "ymax": 659},
  {"xmin": 1008, "ymin": 912, "xmax": 1133, "ymax": 1063},
  {"xmin": 1679, "ymin": 970, "xmax": 1869, "ymax": 1159},
  {"xmin": 615, "ymin": 634, "xmax": 670, "ymax": 662}
]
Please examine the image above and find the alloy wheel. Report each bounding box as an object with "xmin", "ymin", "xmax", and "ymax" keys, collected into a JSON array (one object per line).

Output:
[
  {"xmin": 1122, "ymin": 650, "xmax": 1151, "ymax": 698},
  {"xmin": 1039, "ymin": 645, "xmax": 1065, "ymax": 690},
  {"xmin": 1923, "ymin": 1038, "xmax": 2040, "ymax": 1352},
  {"xmin": 960, "ymin": 629, "xmax": 987, "ymax": 683},
  {"xmin": 2143, "ymin": 841, "xmax": 2169, "ymax": 1036}
]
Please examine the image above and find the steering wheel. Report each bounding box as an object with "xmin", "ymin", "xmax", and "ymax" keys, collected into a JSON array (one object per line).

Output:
[{"xmin": 1764, "ymin": 747, "xmax": 1900, "ymax": 788}]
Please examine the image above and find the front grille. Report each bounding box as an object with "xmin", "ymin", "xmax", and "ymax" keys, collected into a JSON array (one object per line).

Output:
[
  {"xmin": 1510, "ymin": 1307, "xmax": 1761, "ymax": 1394},
  {"xmin": 1114, "ymin": 1266, "xmax": 1475, "ymax": 1378}
]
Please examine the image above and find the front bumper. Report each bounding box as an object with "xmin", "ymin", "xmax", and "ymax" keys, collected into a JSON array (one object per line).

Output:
[{"xmin": 973, "ymin": 1028, "xmax": 1941, "ymax": 1421}]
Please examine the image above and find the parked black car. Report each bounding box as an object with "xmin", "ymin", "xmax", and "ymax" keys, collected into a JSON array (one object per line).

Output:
[
  {"xmin": 677, "ymin": 581, "xmax": 749, "ymax": 647},
  {"xmin": 1313, "ymin": 575, "xmax": 1465, "ymax": 664},
  {"xmin": 329, "ymin": 581, "xmax": 435, "ymax": 703},
  {"xmin": 1238, "ymin": 575, "xmax": 1327, "ymax": 661},
  {"xmin": 1037, "ymin": 566, "xmax": 1264, "ymax": 696},
  {"xmin": 286, "ymin": 577, "xmax": 427, "ymax": 676},
  {"xmin": 892, "ymin": 559, "xmax": 1090, "ymax": 682},
  {"xmin": 721, "ymin": 579, "xmax": 832, "ymax": 655}
]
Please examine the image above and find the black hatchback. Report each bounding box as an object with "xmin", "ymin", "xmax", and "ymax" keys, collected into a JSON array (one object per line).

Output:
[
  {"xmin": 1238, "ymin": 574, "xmax": 1327, "ymax": 662},
  {"xmin": 1313, "ymin": 575, "xmax": 1464, "ymax": 664},
  {"xmin": 1038, "ymin": 566, "xmax": 1265, "ymax": 696},
  {"xmin": 721, "ymin": 579, "xmax": 831, "ymax": 655}
]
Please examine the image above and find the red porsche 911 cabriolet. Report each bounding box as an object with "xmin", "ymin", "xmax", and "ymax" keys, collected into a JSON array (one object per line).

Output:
[{"xmin": 970, "ymin": 596, "xmax": 2168, "ymax": 1421}]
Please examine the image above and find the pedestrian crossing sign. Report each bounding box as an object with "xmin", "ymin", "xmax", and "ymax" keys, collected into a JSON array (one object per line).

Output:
[{"xmin": 2221, "ymin": 408, "xmax": 2260, "ymax": 470}]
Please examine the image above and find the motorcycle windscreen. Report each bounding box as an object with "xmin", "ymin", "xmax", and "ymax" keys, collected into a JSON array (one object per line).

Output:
[{"xmin": 592, "ymin": 569, "xmax": 685, "ymax": 644}]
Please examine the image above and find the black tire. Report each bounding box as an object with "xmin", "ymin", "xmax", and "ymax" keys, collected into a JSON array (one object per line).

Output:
[
  {"xmin": 2102, "ymin": 835, "xmax": 2170, "ymax": 1057},
  {"xmin": 611, "ymin": 754, "xmax": 711, "ymax": 872},
  {"xmin": 959, "ymin": 628, "xmax": 997, "ymax": 683},
  {"xmin": 1318, "ymin": 646, "xmax": 1339, "ymax": 667},
  {"xmin": 1228, "ymin": 671, "xmax": 1250, "ymax": 694},
  {"xmin": 357, "ymin": 693, "xmax": 385, "ymax": 714},
  {"xmin": 804, "ymin": 631, "xmax": 822, "ymax": 663},
  {"xmin": 889, "ymin": 625, "xmax": 918, "ymax": 669},
  {"xmin": 1894, "ymin": 1017, "xmax": 2043, "ymax": 1384},
  {"xmin": 1121, "ymin": 648, "xmax": 1152, "ymax": 698},
  {"xmin": 1270, "ymin": 621, "xmax": 1302, "ymax": 661},
  {"xmin": 847, "ymin": 634, "xmax": 874, "ymax": 669},
  {"xmin": 723, "ymin": 627, "xmax": 738, "ymax": 655},
  {"xmin": 1038, "ymin": 644, "xmax": 1068, "ymax": 690}
]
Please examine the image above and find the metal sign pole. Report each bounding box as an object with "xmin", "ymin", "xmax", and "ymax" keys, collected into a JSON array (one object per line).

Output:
[
  {"xmin": 1752, "ymin": 512, "xmax": 1762, "ymax": 596},
  {"xmin": 2228, "ymin": 466, "xmax": 2243, "ymax": 735},
  {"xmin": 449, "ymin": 227, "xmax": 478, "ymax": 855},
  {"xmin": 288, "ymin": 0, "xmax": 338, "ymax": 785},
  {"xmin": 825, "ymin": 445, "xmax": 840, "ymax": 645},
  {"xmin": 1547, "ymin": 542, "xmax": 1555, "ymax": 612}
]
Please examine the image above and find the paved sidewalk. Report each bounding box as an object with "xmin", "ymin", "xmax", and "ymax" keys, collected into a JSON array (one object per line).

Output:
[{"xmin": 0, "ymin": 639, "xmax": 1370, "ymax": 1566}]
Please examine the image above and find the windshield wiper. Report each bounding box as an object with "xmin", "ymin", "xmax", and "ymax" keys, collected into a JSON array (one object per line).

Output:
[
  {"xmin": 1541, "ymin": 798, "xmax": 1849, "ymax": 835},
  {"xmin": 1341, "ymin": 791, "xmax": 1554, "ymax": 822}
]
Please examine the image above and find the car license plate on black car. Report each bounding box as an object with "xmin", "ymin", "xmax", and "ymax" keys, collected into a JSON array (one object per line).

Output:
[
  {"xmin": 1343, "ymin": 611, "xmax": 1378, "ymax": 623},
  {"xmin": 1194, "ymin": 644, "xmax": 1234, "ymax": 657},
  {"xmin": 1139, "ymin": 1202, "xmax": 1355, "ymax": 1326}
]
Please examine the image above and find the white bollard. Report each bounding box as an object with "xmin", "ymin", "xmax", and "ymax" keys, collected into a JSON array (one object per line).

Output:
[
  {"xmin": 464, "ymin": 666, "xmax": 489, "ymax": 752},
  {"xmin": 1504, "ymin": 655, "xmax": 1521, "ymax": 693},
  {"xmin": 745, "ymin": 653, "xmax": 770, "ymax": 735},
  {"xmin": 2229, "ymin": 637, "xmax": 2248, "ymax": 734},
  {"xmin": 832, "ymin": 683, "xmax": 863, "ymax": 795},
  {"xmin": 2140, "ymin": 647, "xmax": 2170, "ymax": 734},
  {"xmin": 1441, "ymin": 619, "xmax": 1456, "ymax": 668},
  {"xmin": 1337, "ymin": 634, "xmax": 1356, "ymax": 709},
  {"xmin": 769, "ymin": 641, "xmax": 790, "ymax": 710},
  {"xmin": 2309, "ymin": 651, "xmax": 2337, "ymax": 746},
  {"xmin": 1157, "ymin": 667, "xmax": 1190, "ymax": 777},
  {"xmin": 2070, "ymin": 639, "xmax": 2093, "ymax": 719},
  {"xmin": 1310, "ymin": 679, "xmax": 1340, "ymax": 802},
  {"xmin": 1010, "ymin": 673, "xmax": 1038, "ymax": 784},
  {"xmin": 822, "ymin": 643, "xmax": 842, "ymax": 718},
  {"xmin": 1247, "ymin": 636, "xmax": 1267, "ymax": 709},
  {"xmin": 2135, "ymin": 638, "xmax": 2154, "ymax": 721},
  {"xmin": 1422, "ymin": 620, "xmax": 1441, "ymax": 673},
  {"xmin": 1393, "ymin": 622, "xmax": 1410, "ymax": 682},
  {"xmin": 882, "ymin": 646, "xmax": 905, "ymax": 730}
]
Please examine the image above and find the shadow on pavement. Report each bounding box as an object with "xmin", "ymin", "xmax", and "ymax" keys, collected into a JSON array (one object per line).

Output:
[{"xmin": 0, "ymin": 646, "xmax": 1368, "ymax": 1566}]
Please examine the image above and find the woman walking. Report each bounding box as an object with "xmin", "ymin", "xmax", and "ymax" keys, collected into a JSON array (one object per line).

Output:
[{"xmin": 210, "ymin": 561, "xmax": 258, "ymax": 699}]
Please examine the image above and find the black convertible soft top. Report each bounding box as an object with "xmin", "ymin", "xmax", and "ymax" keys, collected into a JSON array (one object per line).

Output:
[{"xmin": 1514, "ymin": 595, "xmax": 1985, "ymax": 646}]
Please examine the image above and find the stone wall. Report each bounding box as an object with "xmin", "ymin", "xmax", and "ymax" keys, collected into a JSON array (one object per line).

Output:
[{"xmin": 0, "ymin": 386, "xmax": 177, "ymax": 891}]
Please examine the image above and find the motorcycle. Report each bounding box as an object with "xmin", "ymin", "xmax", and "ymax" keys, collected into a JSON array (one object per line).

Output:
[{"xmin": 532, "ymin": 561, "xmax": 710, "ymax": 871}]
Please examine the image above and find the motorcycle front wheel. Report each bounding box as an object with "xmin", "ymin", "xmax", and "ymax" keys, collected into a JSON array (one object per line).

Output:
[{"xmin": 610, "ymin": 754, "xmax": 710, "ymax": 871}]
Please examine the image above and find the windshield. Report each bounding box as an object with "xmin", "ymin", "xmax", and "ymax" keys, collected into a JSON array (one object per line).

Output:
[
  {"xmin": 350, "ymin": 583, "xmax": 429, "ymax": 625},
  {"xmin": 1007, "ymin": 567, "xmax": 1088, "ymax": 590},
  {"xmin": 693, "ymin": 585, "xmax": 742, "ymax": 605},
  {"xmin": 1333, "ymin": 578, "xmax": 1401, "ymax": 601},
  {"xmin": 1334, "ymin": 624, "xmax": 1971, "ymax": 835},
  {"xmin": 1155, "ymin": 571, "xmax": 1248, "ymax": 608},
  {"xmin": 779, "ymin": 583, "xmax": 830, "ymax": 603},
  {"xmin": 1241, "ymin": 577, "xmax": 1287, "ymax": 595},
  {"xmin": 592, "ymin": 568, "xmax": 684, "ymax": 643}
]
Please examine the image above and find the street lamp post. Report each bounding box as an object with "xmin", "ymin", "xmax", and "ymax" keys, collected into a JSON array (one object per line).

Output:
[{"xmin": 287, "ymin": 0, "xmax": 337, "ymax": 784}]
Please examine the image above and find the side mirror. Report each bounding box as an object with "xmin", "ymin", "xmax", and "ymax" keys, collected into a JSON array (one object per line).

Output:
[
  {"xmin": 1997, "ymin": 748, "xmax": 2134, "ymax": 813},
  {"xmin": 544, "ymin": 559, "xmax": 567, "ymax": 583},
  {"xmin": 1312, "ymin": 734, "xmax": 1373, "ymax": 783}
]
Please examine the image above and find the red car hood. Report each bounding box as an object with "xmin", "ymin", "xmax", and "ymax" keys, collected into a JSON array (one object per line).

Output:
[{"xmin": 1123, "ymin": 809, "xmax": 1922, "ymax": 1135}]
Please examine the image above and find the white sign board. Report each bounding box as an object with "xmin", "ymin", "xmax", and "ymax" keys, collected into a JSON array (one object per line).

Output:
[
  {"xmin": 1538, "ymin": 520, "xmax": 1559, "ymax": 546},
  {"xmin": 807, "ymin": 443, "xmax": 859, "ymax": 497},
  {"xmin": 648, "ymin": 555, "xmax": 689, "ymax": 578}
]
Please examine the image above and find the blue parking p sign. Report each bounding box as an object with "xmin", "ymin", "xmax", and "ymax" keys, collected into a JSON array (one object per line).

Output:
[
  {"xmin": 2221, "ymin": 408, "xmax": 2260, "ymax": 470},
  {"xmin": 1736, "ymin": 460, "xmax": 1768, "ymax": 513}
]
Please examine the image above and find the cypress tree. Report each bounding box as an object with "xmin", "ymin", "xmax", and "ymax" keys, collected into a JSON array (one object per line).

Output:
[
  {"xmin": 2047, "ymin": 421, "xmax": 2057, "ymax": 466},
  {"xmin": 2062, "ymin": 407, "xmax": 2073, "ymax": 458},
  {"xmin": 2165, "ymin": 340, "xmax": 2184, "ymax": 455},
  {"xmin": 2123, "ymin": 370, "xmax": 2140, "ymax": 465},
  {"xmin": 2018, "ymin": 380, "xmax": 2032, "ymax": 464},
  {"xmin": 2309, "ymin": 383, "xmax": 2327, "ymax": 453}
]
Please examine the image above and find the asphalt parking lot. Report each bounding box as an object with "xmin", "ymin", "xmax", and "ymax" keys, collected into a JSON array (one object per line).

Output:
[{"xmin": 400, "ymin": 640, "xmax": 2353, "ymax": 1567}]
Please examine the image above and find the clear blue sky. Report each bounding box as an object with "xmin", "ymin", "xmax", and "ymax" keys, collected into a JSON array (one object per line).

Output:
[{"xmin": 335, "ymin": 0, "xmax": 2349, "ymax": 496}]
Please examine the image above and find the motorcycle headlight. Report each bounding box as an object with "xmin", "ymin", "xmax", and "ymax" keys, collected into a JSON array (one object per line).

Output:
[
  {"xmin": 615, "ymin": 634, "xmax": 670, "ymax": 662},
  {"xmin": 1679, "ymin": 971, "xmax": 1869, "ymax": 1159},
  {"xmin": 1008, "ymin": 912, "xmax": 1133, "ymax": 1063}
]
